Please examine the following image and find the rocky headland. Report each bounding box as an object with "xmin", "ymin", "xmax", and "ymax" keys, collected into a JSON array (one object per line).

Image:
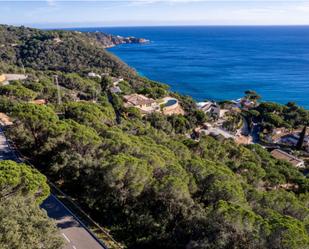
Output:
[{"xmin": 86, "ymin": 31, "xmax": 149, "ymax": 48}]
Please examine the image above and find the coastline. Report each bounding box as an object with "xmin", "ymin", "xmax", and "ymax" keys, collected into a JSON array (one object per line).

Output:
[
  {"xmin": 107, "ymin": 45, "xmax": 309, "ymax": 110},
  {"xmin": 1, "ymin": 23, "xmax": 308, "ymax": 249},
  {"xmin": 103, "ymin": 26, "xmax": 309, "ymax": 110}
]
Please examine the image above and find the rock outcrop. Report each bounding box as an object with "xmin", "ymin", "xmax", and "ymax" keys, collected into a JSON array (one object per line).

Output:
[{"xmin": 86, "ymin": 32, "xmax": 149, "ymax": 48}]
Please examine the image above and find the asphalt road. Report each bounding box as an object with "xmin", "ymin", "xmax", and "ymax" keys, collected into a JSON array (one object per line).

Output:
[
  {"xmin": 0, "ymin": 127, "xmax": 20, "ymax": 162},
  {"xmin": 41, "ymin": 195, "xmax": 106, "ymax": 249},
  {"xmin": 0, "ymin": 126, "xmax": 106, "ymax": 249}
]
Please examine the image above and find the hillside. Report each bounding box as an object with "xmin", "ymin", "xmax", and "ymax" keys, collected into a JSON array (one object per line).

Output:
[
  {"xmin": 0, "ymin": 160, "xmax": 63, "ymax": 249},
  {"xmin": 0, "ymin": 24, "xmax": 308, "ymax": 249},
  {"xmin": 0, "ymin": 24, "xmax": 142, "ymax": 76}
]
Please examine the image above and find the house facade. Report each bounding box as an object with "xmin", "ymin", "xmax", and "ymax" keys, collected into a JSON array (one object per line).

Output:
[
  {"xmin": 123, "ymin": 94, "xmax": 159, "ymax": 113},
  {"xmin": 197, "ymin": 101, "xmax": 220, "ymax": 117}
]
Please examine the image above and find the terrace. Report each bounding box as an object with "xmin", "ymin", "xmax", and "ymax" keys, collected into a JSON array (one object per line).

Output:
[
  {"xmin": 160, "ymin": 97, "xmax": 184, "ymax": 115},
  {"xmin": 271, "ymin": 149, "xmax": 305, "ymax": 168},
  {"xmin": 123, "ymin": 94, "xmax": 159, "ymax": 114},
  {"xmin": 122, "ymin": 95, "xmax": 184, "ymax": 115}
]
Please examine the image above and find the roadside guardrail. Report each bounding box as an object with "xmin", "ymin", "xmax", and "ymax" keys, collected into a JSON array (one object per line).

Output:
[{"xmin": 1, "ymin": 124, "xmax": 123, "ymax": 249}]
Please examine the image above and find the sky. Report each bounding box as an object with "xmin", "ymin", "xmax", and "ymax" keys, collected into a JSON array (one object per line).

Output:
[{"xmin": 1, "ymin": 1, "xmax": 309, "ymax": 27}]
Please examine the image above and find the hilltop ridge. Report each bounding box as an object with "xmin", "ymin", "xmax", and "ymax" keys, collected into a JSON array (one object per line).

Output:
[{"xmin": 0, "ymin": 24, "xmax": 147, "ymax": 77}]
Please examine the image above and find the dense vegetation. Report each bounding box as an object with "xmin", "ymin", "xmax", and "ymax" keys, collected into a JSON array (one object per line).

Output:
[
  {"xmin": 0, "ymin": 24, "xmax": 308, "ymax": 249},
  {"xmin": 0, "ymin": 160, "xmax": 63, "ymax": 249},
  {"xmin": 245, "ymin": 101, "xmax": 309, "ymax": 131}
]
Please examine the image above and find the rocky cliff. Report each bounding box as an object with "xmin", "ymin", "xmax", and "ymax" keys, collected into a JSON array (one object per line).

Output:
[{"xmin": 86, "ymin": 31, "xmax": 149, "ymax": 48}]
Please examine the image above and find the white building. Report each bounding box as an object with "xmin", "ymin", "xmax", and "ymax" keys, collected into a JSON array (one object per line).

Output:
[
  {"xmin": 113, "ymin": 78, "xmax": 124, "ymax": 86},
  {"xmin": 197, "ymin": 101, "xmax": 220, "ymax": 117},
  {"xmin": 88, "ymin": 72, "xmax": 102, "ymax": 79}
]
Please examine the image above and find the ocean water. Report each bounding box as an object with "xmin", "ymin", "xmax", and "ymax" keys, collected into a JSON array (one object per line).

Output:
[{"xmin": 75, "ymin": 26, "xmax": 309, "ymax": 109}]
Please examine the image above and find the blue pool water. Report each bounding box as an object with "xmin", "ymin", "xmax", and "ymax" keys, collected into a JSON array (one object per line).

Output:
[
  {"xmin": 165, "ymin": 99, "xmax": 177, "ymax": 107},
  {"xmin": 75, "ymin": 26, "xmax": 309, "ymax": 109}
]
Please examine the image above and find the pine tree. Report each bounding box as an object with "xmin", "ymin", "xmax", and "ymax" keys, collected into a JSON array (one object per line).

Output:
[{"xmin": 296, "ymin": 125, "xmax": 307, "ymax": 150}]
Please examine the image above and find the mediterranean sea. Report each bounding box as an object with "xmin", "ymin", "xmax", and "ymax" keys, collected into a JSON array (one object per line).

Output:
[{"xmin": 76, "ymin": 26, "xmax": 309, "ymax": 109}]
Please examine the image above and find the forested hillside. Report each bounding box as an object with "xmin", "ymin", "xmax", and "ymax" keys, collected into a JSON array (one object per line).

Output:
[
  {"xmin": 0, "ymin": 24, "xmax": 139, "ymax": 76},
  {"xmin": 0, "ymin": 160, "xmax": 63, "ymax": 249},
  {"xmin": 0, "ymin": 24, "xmax": 308, "ymax": 249}
]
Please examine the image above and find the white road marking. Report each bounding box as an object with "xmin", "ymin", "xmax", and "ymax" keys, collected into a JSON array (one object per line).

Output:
[
  {"xmin": 62, "ymin": 233, "xmax": 71, "ymax": 243},
  {"xmin": 49, "ymin": 194, "xmax": 107, "ymax": 249},
  {"xmin": 72, "ymin": 246, "xmax": 77, "ymax": 249}
]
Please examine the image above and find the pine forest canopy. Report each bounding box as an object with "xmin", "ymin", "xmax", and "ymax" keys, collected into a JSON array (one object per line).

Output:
[{"xmin": 0, "ymin": 24, "xmax": 308, "ymax": 249}]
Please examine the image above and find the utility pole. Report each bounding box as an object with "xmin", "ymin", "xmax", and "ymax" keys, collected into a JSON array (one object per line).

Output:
[
  {"xmin": 54, "ymin": 75, "xmax": 62, "ymax": 105},
  {"xmin": 21, "ymin": 61, "xmax": 26, "ymax": 75},
  {"xmin": 94, "ymin": 90, "xmax": 98, "ymax": 102}
]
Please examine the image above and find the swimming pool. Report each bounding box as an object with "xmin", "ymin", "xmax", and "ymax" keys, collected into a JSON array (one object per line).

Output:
[{"xmin": 165, "ymin": 99, "xmax": 177, "ymax": 107}]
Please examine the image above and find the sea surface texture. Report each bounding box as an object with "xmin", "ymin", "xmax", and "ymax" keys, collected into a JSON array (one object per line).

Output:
[{"xmin": 76, "ymin": 26, "xmax": 309, "ymax": 109}]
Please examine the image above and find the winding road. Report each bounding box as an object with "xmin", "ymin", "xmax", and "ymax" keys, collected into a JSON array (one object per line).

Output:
[
  {"xmin": 0, "ymin": 126, "xmax": 107, "ymax": 249},
  {"xmin": 42, "ymin": 195, "xmax": 106, "ymax": 249}
]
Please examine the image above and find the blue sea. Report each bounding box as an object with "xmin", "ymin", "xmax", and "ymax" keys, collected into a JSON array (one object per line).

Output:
[{"xmin": 75, "ymin": 26, "xmax": 309, "ymax": 109}]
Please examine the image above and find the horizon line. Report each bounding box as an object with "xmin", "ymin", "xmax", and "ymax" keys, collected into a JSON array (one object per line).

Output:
[{"xmin": 7, "ymin": 23, "xmax": 309, "ymax": 29}]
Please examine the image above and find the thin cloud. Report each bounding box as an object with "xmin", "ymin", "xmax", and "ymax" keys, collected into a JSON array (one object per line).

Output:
[
  {"xmin": 46, "ymin": 0, "xmax": 56, "ymax": 6},
  {"xmin": 0, "ymin": 0, "xmax": 303, "ymax": 1},
  {"xmin": 295, "ymin": 3, "xmax": 309, "ymax": 12}
]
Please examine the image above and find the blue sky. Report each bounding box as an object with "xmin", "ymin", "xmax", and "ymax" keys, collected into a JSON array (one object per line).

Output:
[{"xmin": 1, "ymin": 1, "xmax": 309, "ymax": 27}]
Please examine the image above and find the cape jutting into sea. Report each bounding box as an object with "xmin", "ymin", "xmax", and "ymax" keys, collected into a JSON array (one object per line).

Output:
[{"xmin": 75, "ymin": 26, "xmax": 309, "ymax": 109}]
